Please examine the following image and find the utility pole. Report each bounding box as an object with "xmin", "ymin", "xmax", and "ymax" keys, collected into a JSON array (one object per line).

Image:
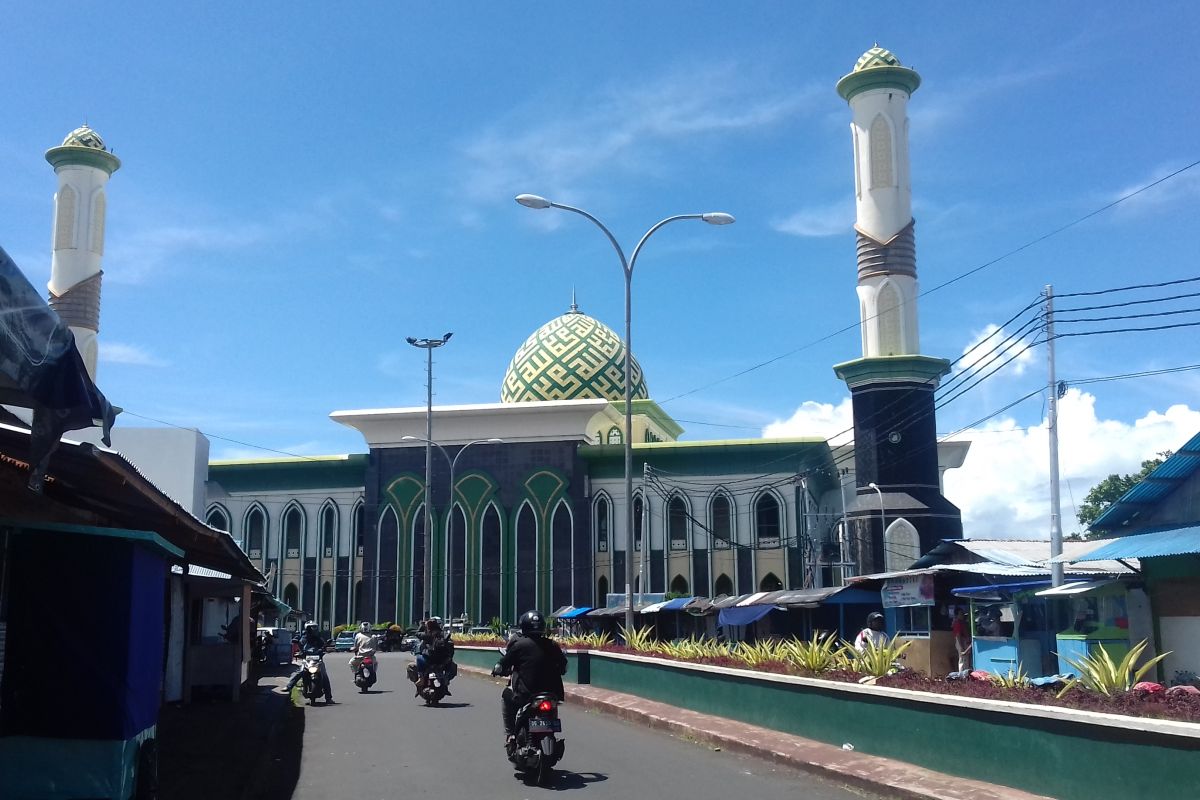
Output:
[
  {"xmin": 1045, "ymin": 286, "xmax": 1064, "ymax": 587},
  {"xmin": 639, "ymin": 461, "xmax": 650, "ymax": 606}
]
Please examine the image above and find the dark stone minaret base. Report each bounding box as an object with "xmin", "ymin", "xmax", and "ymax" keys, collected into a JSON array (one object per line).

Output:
[{"xmin": 835, "ymin": 356, "xmax": 963, "ymax": 574}]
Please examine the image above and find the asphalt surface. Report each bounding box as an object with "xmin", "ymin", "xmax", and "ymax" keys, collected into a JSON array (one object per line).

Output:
[{"xmin": 291, "ymin": 652, "xmax": 876, "ymax": 799}]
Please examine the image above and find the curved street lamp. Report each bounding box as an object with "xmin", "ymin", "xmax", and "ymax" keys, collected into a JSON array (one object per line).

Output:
[
  {"xmin": 515, "ymin": 194, "xmax": 734, "ymax": 631},
  {"xmin": 403, "ymin": 436, "xmax": 503, "ymax": 622},
  {"xmin": 867, "ymin": 482, "xmax": 886, "ymax": 564}
]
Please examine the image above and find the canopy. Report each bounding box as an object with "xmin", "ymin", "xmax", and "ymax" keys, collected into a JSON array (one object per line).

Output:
[
  {"xmin": 558, "ymin": 606, "xmax": 593, "ymax": 619},
  {"xmin": 953, "ymin": 580, "xmax": 1051, "ymax": 599},
  {"xmin": 1034, "ymin": 580, "xmax": 1118, "ymax": 597},
  {"xmin": 718, "ymin": 604, "xmax": 776, "ymax": 627},
  {"xmin": 661, "ymin": 597, "xmax": 692, "ymax": 611},
  {"xmin": 639, "ymin": 600, "xmax": 669, "ymax": 613},
  {"xmin": 1066, "ymin": 525, "xmax": 1200, "ymax": 562}
]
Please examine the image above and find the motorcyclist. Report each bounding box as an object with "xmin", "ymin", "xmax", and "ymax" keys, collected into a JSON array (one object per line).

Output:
[
  {"xmin": 351, "ymin": 621, "xmax": 380, "ymax": 679},
  {"xmin": 284, "ymin": 622, "xmax": 334, "ymax": 703},
  {"xmin": 491, "ymin": 610, "xmax": 566, "ymax": 748},
  {"xmin": 414, "ymin": 618, "xmax": 453, "ymax": 694}
]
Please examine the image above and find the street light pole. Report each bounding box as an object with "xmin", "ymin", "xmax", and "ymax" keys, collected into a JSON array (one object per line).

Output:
[
  {"xmin": 515, "ymin": 194, "xmax": 734, "ymax": 632},
  {"xmin": 867, "ymin": 482, "xmax": 886, "ymax": 567},
  {"xmin": 406, "ymin": 333, "xmax": 453, "ymax": 622},
  {"xmin": 402, "ymin": 436, "xmax": 503, "ymax": 624}
]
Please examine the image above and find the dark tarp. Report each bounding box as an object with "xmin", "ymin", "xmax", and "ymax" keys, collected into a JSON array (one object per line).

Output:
[
  {"xmin": 0, "ymin": 245, "xmax": 115, "ymax": 490},
  {"xmin": 718, "ymin": 604, "xmax": 777, "ymax": 627}
]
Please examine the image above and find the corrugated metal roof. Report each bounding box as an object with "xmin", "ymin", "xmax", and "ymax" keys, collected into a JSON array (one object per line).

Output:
[
  {"xmin": 1092, "ymin": 430, "xmax": 1200, "ymax": 530},
  {"xmin": 1069, "ymin": 524, "xmax": 1200, "ymax": 561}
]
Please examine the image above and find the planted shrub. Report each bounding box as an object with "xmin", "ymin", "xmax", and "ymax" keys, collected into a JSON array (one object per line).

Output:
[{"xmin": 1057, "ymin": 639, "xmax": 1172, "ymax": 698}]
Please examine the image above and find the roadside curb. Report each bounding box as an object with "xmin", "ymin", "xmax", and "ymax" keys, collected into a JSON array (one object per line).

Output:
[
  {"xmin": 459, "ymin": 664, "xmax": 1051, "ymax": 800},
  {"xmin": 240, "ymin": 677, "xmax": 303, "ymax": 800}
]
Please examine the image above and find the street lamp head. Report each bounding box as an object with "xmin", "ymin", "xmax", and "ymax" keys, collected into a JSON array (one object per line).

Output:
[
  {"xmin": 515, "ymin": 193, "xmax": 552, "ymax": 210},
  {"xmin": 701, "ymin": 212, "xmax": 736, "ymax": 226},
  {"xmin": 405, "ymin": 336, "xmax": 417, "ymax": 345},
  {"xmin": 868, "ymin": 482, "xmax": 879, "ymax": 490},
  {"xmin": 486, "ymin": 438, "xmax": 504, "ymax": 443},
  {"xmin": 442, "ymin": 332, "xmax": 454, "ymax": 343}
]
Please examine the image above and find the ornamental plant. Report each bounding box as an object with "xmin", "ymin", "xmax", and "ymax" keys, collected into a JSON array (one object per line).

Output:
[
  {"xmin": 847, "ymin": 635, "xmax": 913, "ymax": 678},
  {"xmin": 782, "ymin": 633, "xmax": 847, "ymax": 674},
  {"xmin": 1057, "ymin": 639, "xmax": 1172, "ymax": 698},
  {"xmin": 620, "ymin": 625, "xmax": 659, "ymax": 653}
]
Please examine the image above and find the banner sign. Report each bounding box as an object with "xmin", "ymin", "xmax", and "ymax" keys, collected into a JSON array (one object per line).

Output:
[{"xmin": 882, "ymin": 574, "xmax": 936, "ymax": 608}]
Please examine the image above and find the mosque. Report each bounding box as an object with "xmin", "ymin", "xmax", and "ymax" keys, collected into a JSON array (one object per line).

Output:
[{"xmin": 32, "ymin": 46, "xmax": 971, "ymax": 630}]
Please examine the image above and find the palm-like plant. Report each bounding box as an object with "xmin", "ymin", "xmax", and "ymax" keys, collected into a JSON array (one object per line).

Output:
[
  {"xmin": 783, "ymin": 633, "xmax": 848, "ymax": 674},
  {"xmin": 847, "ymin": 635, "xmax": 913, "ymax": 678},
  {"xmin": 620, "ymin": 625, "xmax": 659, "ymax": 653},
  {"xmin": 991, "ymin": 665, "xmax": 1030, "ymax": 689},
  {"xmin": 1057, "ymin": 639, "xmax": 1172, "ymax": 698}
]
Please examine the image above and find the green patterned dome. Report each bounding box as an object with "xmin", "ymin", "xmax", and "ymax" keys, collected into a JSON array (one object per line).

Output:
[
  {"xmin": 61, "ymin": 125, "xmax": 107, "ymax": 150},
  {"xmin": 853, "ymin": 45, "xmax": 902, "ymax": 72},
  {"xmin": 501, "ymin": 303, "xmax": 648, "ymax": 403},
  {"xmin": 837, "ymin": 44, "xmax": 920, "ymax": 101}
]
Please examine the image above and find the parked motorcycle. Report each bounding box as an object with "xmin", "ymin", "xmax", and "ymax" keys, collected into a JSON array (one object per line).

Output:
[
  {"xmin": 352, "ymin": 654, "xmax": 378, "ymax": 692},
  {"xmin": 496, "ymin": 647, "xmax": 565, "ymax": 785},
  {"xmin": 406, "ymin": 660, "xmax": 456, "ymax": 705},
  {"xmin": 299, "ymin": 653, "xmax": 326, "ymax": 705}
]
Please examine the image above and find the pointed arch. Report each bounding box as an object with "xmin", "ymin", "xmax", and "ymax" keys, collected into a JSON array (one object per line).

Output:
[
  {"xmin": 244, "ymin": 503, "xmax": 267, "ymax": 559},
  {"xmin": 448, "ymin": 504, "xmax": 468, "ymax": 622},
  {"xmin": 753, "ymin": 489, "xmax": 783, "ymax": 549},
  {"xmin": 759, "ymin": 572, "xmax": 783, "ymax": 592},
  {"xmin": 353, "ymin": 501, "xmax": 365, "ymax": 556},
  {"xmin": 347, "ymin": 499, "xmax": 364, "ymax": 625},
  {"xmin": 282, "ymin": 502, "xmax": 305, "ymax": 558},
  {"xmin": 55, "ymin": 185, "xmax": 77, "ymax": 250},
  {"xmin": 668, "ymin": 494, "xmax": 689, "ymax": 552},
  {"xmin": 670, "ymin": 574, "xmax": 689, "ymax": 596},
  {"xmin": 714, "ymin": 573, "xmax": 733, "ymax": 597},
  {"xmin": 633, "ymin": 492, "xmax": 645, "ymax": 552},
  {"xmin": 410, "ymin": 503, "xmax": 427, "ymax": 622},
  {"xmin": 90, "ymin": 189, "xmax": 106, "ymax": 255},
  {"xmin": 597, "ymin": 574, "xmax": 609, "ymax": 607},
  {"xmin": 884, "ymin": 518, "xmax": 921, "ymax": 572},
  {"xmin": 709, "ymin": 489, "xmax": 733, "ymax": 549},
  {"xmin": 283, "ymin": 583, "xmax": 298, "ymax": 609},
  {"xmin": 319, "ymin": 501, "xmax": 338, "ymax": 558},
  {"xmin": 869, "ymin": 112, "xmax": 894, "ymax": 189},
  {"xmin": 592, "ymin": 491, "xmax": 612, "ymax": 553},
  {"xmin": 480, "ymin": 502, "xmax": 503, "ymax": 624},
  {"xmin": 876, "ymin": 279, "xmax": 903, "ymax": 356},
  {"xmin": 551, "ymin": 498, "xmax": 573, "ymax": 610},
  {"xmin": 514, "ymin": 501, "xmax": 538, "ymax": 617},
  {"xmin": 376, "ymin": 503, "xmax": 399, "ymax": 625},
  {"xmin": 205, "ymin": 504, "xmax": 230, "ymax": 534},
  {"xmin": 320, "ymin": 582, "xmax": 333, "ymax": 630}
]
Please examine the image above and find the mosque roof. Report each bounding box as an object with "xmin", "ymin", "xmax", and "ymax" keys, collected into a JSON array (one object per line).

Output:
[
  {"xmin": 46, "ymin": 124, "xmax": 121, "ymax": 174},
  {"xmin": 837, "ymin": 44, "xmax": 921, "ymax": 101},
  {"xmin": 501, "ymin": 301, "xmax": 648, "ymax": 404}
]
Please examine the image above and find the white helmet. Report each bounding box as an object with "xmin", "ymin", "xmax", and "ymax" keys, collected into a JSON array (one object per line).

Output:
[
  {"xmin": 359, "ymin": 622, "xmax": 371, "ymax": 634},
  {"xmin": 305, "ymin": 622, "xmax": 318, "ymax": 632}
]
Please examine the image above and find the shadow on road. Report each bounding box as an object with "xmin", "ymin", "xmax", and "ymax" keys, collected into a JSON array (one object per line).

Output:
[
  {"xmin": 543, "ymin": 771, "xmax": 609, "ymax": 791},
  {"xmin": 418, "ymin": 701, "xmax": 472, "ymax": 709}
]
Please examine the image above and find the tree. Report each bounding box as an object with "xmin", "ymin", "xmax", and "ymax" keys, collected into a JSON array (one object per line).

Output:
[{"xmin": 1077, "ymin": 452, "xmax": 1172, "ymax": 536}]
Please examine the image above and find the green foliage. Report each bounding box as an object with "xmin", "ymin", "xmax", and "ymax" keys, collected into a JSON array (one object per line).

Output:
[
  {"xmin": 620, "ymin": 625, "xmax": 659, "ymax": 652},
  {"xmin": 1077, "ymin": 453, "xmax": 1170, "ymax": 534},
  {"xmin": 991, "ymin": 665, "xmax": 1030, "ymax": 689},
  {"xmin": 1057, "ymin": 639, "xmax": 1172, "ymax": 697},
  {"xmin": 783, "ymin": 633, "xmax": 848, "ymax": 674},
  {"xmin": 489, "ymin": 617, "xmax": 505, "ymax": 637},
  {"xmin": 560, "ymin": 631, "xmax": 613, "ymax": 649},
  {"xmin": 847, "ymin": 635, "xmax": 913, "ymax": 678}
]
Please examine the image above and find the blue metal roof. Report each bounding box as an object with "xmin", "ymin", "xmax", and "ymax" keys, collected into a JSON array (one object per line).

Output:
[
  {"xmin": 953, "ymin": 580, "xmax": 1052, "ymax": 597},
  {"xmin": 1092, "ymin": 430, "xmax": 1200, "ymax": 530},
  {"xmin": 1071, "ymin": 524, "xmax": 1200, "ymax": 561},
  {"xmin": 661, "ymin": 597, "xmax": 693, "ymax": 611}
]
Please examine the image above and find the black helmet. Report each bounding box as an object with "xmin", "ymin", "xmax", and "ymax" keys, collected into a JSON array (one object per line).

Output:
[
  {"xmin": 867, "ymin": 612, "xmax": 885, "ymax": 625},
  {"xmin": 518, "ymin": 610, "xmax": 546, "ymax": 636}
]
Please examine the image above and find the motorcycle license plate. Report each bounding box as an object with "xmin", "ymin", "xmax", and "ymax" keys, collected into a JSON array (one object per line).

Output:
[{"xmin": 528, "ymin": 718, "xmax": 561, "ymax": 733}]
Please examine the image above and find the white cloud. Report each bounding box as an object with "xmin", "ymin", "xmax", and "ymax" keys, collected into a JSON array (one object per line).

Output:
[
  {"xmin": 771, "ymin": 200, "xmax": 854, "ymax": 238},
  {"xmin": 944, "ymin": 389, "xmax": 1200, "ymax": 538},
  {"xmin": 910, "ymin": 64, "xmax": 1061, "ymax": 132},
  {"xmin": 107, "ymin": 222, "xmax": 267, "ymax": 284},
  {"xmin": 762, "ymin": 398, "xmax": 854, "ymax": 446},
  {"xmin": 1108, "ymin": 162, "xmax": 1200, "ymax": 216},
  {"xmin": 100, "ymin": 342, "xmax": 168, "ymax": 367},
  {"xmin": 957, "ymin": 323, "xmax": 1035, "ymax": 378},
  {"xmin": 461, "ymin": 66, "xmax": 822, "ymax": 205}
]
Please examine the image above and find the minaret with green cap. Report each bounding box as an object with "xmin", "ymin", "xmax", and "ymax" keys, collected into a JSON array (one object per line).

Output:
[
  {"xmin": 832, "ymin": 47, "xmax": 962, "ymax": 574},
  {"xmin": 45, "ymin": 124, "xmax": 121, "ymax": 381}
]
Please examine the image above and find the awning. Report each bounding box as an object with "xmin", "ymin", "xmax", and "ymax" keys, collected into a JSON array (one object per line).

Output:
[
  {"xmin": 718, "ymin": 604, "xmax": 776, "ymax": 627},
  {"xmin": 551, "ymin": 605, "xmax": 575, "ymax": 618},
  {"xmin": 639, "ymin": 601, "xmax": 670, "ymax": 614},
  {"xmin": 558, "ymin": 607, "xmax": 593, "ymax": 619},
  {"xmin": 683, "ymin": 597, "xmax": 715, "ymax": 615},
  {"xmin": 712, "ymin": 594, "xmax": 749, "ymax": 609},
  {"xmin": 1034, "ymin": 580, "xmax": 1118, "ymax": 597},
  {"xmin": 736, "ymin": 592, "xmax": 772, "ymax": 607},
  {"xmin": 661, "ymin": 597, "xmax": 693, "ymax": 611},
  {"xmin": 1065, "ymin": 525, "xmax": 1200, "ymax": 562},
  {"xmin": 953, "ymin": 580, "xmax": 1052, "ymax": 598}
]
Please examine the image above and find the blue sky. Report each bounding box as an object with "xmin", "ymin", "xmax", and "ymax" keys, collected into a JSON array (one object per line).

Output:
[{"xmin": 3, "ymin": 3, "xmax": 1199, "ymax": 536}]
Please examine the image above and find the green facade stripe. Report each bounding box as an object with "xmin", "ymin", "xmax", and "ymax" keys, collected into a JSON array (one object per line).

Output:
[{"xmin": 210, "ymin": 455, "xmax": 368, "ymax": 492}]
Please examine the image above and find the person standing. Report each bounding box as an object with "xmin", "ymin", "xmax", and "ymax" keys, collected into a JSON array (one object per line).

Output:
[
  {"xmin": 952, "ymin": 607, "xmax": 972, "ymax": 672},
  {"xmin": 854, "ymin": 612, "xmax": 888, "ymax": 652}
]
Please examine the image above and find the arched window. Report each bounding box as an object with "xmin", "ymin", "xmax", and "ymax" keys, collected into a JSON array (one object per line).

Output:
[
  {"xmin": 515, "ymin": 503, "xmax": 537, "ymax": 615},
  {"xmin": 607, "ymin": 426, "xmax": 622, "ymax": 444},
  {"xmin": 321, "ymin": 504, "xmax": 337, "ymax": 558},
  {"xmin": 284, "ymin": 506, "xmax": 302, "ymax": 558},
  {"xmin": 668, "ymin": 496, "xmax": 688, "ymax": 551},
  {"xmin": 90, "ymin": 191, "xmax": 106, "ymax": 254},
  {"xmin": 884, "ymin": 518, "xmax": 921, "ymax": 572},
  {"xmin": 755, "ymin": 493, "xmax": 781, "ymax": 549},
  {"xmin": 714, "ymin": 573, "xmax": 733, "ymax": 597},
  {"xmin": 711, "ymin": 493, "xmax": 732, "ymax": 550},
  {"xmin": 246, "ymin": 507, "xmax": 265, "ymax": 558},
  {"xmin": 353, "ymin": 503, "xmax": 365, "ymax": 556},
  {"xmin": 597, "ymin": 575, "xmax": 609, "ymax": 606},
  {"xmin": 633, "ymin": 495, "xmax": 644, "ymax": 551},
  {"xmin": 869, "ymin": 113, "xmax": 894, "ymax": 189},
  {"xmin": 760, "ymin": 572, "xmax": 783, "ymax": 592},
  {"xmin": 670, "ymin": 575, "xmax": 689, "ymax": 596},
  {"xmin": 55, "ymin": 185, "xmax": 77, "ymax": 250},
  {"xmin": 448, "ymin": 505, "xmax": 467, "ymax": 621},
  {"xmin": 283, "ymin": 583, "xmax": 299, "ymax": 609},
  {"xmin": 480, "ymin": 504, "xmax": 503, "ymax": 624},
  {"xmin": 594, "ymin": 495, "xmax": 609, "ymax": 553},
  {"xmin": 353, "ymin": 580, "xmax": 363, "ymax": 622},
  {"xmin": 206, "ymin": 506, "xmax": 229, "ymax": 533}
]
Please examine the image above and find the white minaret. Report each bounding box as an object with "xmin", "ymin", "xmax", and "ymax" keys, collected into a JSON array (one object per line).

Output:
[
  {"xmin": 45, "ymin": 125, "xmax": 121, "ymax": 381},
  {"xmin": 837, "ymin": 46, "xmax": 921, "ymax": 359}
]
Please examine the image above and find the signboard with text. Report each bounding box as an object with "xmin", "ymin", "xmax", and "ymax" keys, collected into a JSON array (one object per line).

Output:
[{"xmin": 882, "ymin": 574, "xmax": 936, "ymax": 608}]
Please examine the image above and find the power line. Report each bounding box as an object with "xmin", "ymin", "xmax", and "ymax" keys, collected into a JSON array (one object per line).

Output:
[
  {"xmin": 1056, "ymin": 274, "xmax": 1200, "ymax": 299},
  {"xmin": 1055, "ymin": 289, "xmax": 1200, "ymax": 314},
  {"xmin": 122, "ymin": 410, "xmax": 326, "ymax": 461}
]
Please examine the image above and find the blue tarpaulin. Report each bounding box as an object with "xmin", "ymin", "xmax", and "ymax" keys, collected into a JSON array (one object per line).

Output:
[
  {"xmin": 559, "ymin": 607, "xmax": 593, "ymax": 619},
  {"xmin": 718, "ymin": 604, "xmax": 776, "ymax": 627},
  {"xmin": 661, "ymin": 597, "xmax": 692, "ymax": 611}
]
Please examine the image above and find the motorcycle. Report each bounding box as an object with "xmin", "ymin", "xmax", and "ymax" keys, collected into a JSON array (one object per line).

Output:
[
  {"xmin": 406, "ymin": 659, "xmax": 456, "ymax": 705},
  {"xmin": 352, "ymin": 653, "xmax": 378, "ymax": 692},
  {"xmin": 299, "ymin": 653, "xmax": 326, "ymax": 705},
  {"xmin": 497, "ymin": 647, "xmax": 565, "ymax": 786}
]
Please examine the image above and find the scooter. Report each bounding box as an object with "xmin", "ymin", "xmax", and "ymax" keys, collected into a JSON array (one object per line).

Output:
[
  {"xmin": 406, "ymin": 660, "xmax": 456, "ymax": 705},
  {"xmin": 300, "ymin": 653, "xmax": 326, "ymax": 705},
  {"xmin": 352, "ymin": 653, "xmax": 378, "ymax": 692},
  {"xmin": 496, "ymin": 647, "xmax": 565, "ymax": 786}
]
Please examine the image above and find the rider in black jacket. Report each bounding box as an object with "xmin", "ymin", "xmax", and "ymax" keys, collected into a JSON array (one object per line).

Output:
[
  {"xmin": 492, "ymin": 610, "xmax": 566, "ymax": 745},
  {"xmin": 284, "ymin": 623, "xmax": 334, "ymax": 703}
]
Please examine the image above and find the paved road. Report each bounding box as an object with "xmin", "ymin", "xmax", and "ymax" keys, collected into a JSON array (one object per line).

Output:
[{"xmin": 292, "ymin": 652, "xmax": 875, "ymax": 799}]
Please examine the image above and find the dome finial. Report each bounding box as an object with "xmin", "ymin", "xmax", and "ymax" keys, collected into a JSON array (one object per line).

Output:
[{"xmin": 569, "ymin": 286, "xmax": 579, "ymax": 313}]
